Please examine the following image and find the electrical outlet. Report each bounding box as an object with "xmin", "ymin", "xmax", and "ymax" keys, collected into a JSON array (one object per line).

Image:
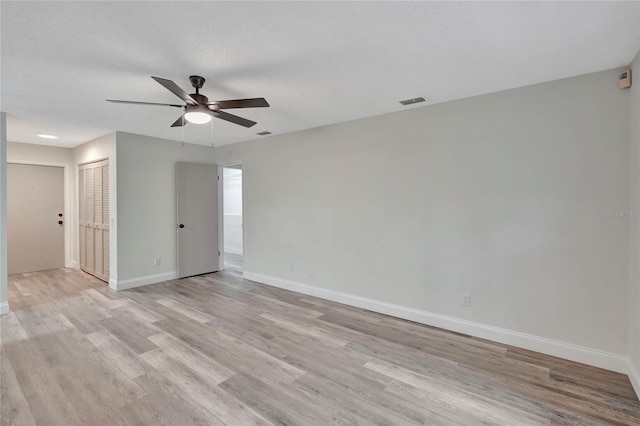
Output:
[
  {"xmin": 154, "ymin": 257, "xmax": 161, "ymax": 266},
  {"xmin": 462, "ymin": 293, "xmax": 471, "ymax": 307}
]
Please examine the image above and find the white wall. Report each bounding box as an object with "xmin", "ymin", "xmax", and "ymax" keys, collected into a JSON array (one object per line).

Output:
[
  {"xmin": 215, "ymin": 68, "xmax": 631, "ymax": 371},
  {"xmin": 223, "ymin": 167, "xmax": 243, "ymax": 255},
  {"xmin": 115, "ymin": 132, "xmax": 214, "ymax": 287},
  {"xmin": 0, "ymin": 113, "xmax": 8, "ymax": 315},
  {"xmin": 72, "ymin": 132, "xmax": 117, "ymax": 282},
  {"xmin": 7, "ymin": 142, "xmax": 74, "ymax": 268},
  {"xmin": 629, "ymin": 49, "xmax": 640, "ymax": 396}
]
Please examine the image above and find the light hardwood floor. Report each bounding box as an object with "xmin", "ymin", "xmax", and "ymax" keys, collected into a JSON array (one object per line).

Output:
[
  {"xmin": 224, "ymin": 252, "xmax": 244, "ymax": 274},
  {"xmin": 1, "ymin": 269, "xmax": 639, "ymax": 425}
]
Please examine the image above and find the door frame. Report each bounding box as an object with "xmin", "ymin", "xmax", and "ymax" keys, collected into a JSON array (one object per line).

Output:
[
  {"xmin": 217, "ymin": 160, "xmax": 244, "ymax": 275},
  {"xmin": 7, "ymin": 160, "xmax": 72, "ymax": 269}
]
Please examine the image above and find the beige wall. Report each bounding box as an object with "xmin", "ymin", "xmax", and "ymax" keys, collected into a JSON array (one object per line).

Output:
[
  {"xmin": 4, "ymin": 132, "xmax": 215, "ymax": 289},
  {"xmin": 214, "ymin": 68, "xmax": 631, "ymax": 371},
  {"xmin": 7, "ymin": 142, "xmax": 74, "ymax": 268},
  {"xmin": 5, "ymin": 136, "xmax": 116, "ymax": 278},
  {"xmin": 628, "ymin": 48, "xmax": 640, "ymax": 395},
  {"xmin": 5, "ymin": 138, "xmax": 116, "ymax": 277},
  {"xmin": 7, "ymin": 141, "xmax": 72, "ymax": 165},
  {"xmin": 0, "ymin": 113, "xmax": 7, "ymax": 315}
]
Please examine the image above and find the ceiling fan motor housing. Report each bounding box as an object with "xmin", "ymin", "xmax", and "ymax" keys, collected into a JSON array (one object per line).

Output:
[{"xmin": 190, "ymin": 93, "xmax": 209, "ymax": 104}]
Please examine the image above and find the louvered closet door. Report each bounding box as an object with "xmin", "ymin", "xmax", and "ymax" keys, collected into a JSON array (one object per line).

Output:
[
  {"xmin": 86, "ymin": 167, "xmax": 95, "ymax": 274},
  {"xmin": 78, "ymin": 159, "xmax": 109, "ymax": 282},
  {"xmin": 93, "ymin": 166, "xmax": 104, "ymax": 280},
  {"xmin": 101, "ymin": 163, "xmax": 110, "ymax": 280},
  {"xmin": 79, "ymin": 168, "xmax": 86, "ymax": 270}
]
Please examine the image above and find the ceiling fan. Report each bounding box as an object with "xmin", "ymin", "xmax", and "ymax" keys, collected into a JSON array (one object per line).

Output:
[{"xmin": 107, "ymin": 75, "xmax": 269, "ymax": 128}]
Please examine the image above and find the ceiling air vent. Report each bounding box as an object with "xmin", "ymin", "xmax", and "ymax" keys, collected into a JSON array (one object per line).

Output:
[
  {"xmin": 256, "ymin": 131, "xmax": 272, "ymax": 136},
  {"xmin": 399, "ymin": 97, "xmax": 426, "ymax": 106}
]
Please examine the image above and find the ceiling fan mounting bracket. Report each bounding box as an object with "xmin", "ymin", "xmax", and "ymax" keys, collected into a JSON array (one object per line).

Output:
[{"xmin": 189, "ymin": 75, "xmax": 206, "ymax": 94}]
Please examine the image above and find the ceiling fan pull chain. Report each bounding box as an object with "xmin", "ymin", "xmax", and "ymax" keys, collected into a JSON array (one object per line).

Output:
[{"xmin": 211, "ymin": 115, "xmax": 219, "ymax": 148}]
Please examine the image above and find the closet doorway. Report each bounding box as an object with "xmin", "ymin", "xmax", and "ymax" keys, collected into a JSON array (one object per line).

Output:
[{"xmin": 78, "ymin": 159, "xmax": 110, "ymax": 282}]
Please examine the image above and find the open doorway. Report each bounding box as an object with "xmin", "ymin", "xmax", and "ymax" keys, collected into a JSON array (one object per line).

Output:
[{"xmin": 222, "ymin": 165, "xmax": 243, "ymax": 273}]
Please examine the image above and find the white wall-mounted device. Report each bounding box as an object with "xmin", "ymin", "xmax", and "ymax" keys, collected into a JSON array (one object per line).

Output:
[{"xmin": 618, "ymin": 69, "xmax": 632, "ymax": 89}]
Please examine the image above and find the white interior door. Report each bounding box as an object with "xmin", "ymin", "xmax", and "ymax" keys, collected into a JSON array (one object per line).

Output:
[
  {"xmin": 79, "ymin": 160, "xmax": 109, "ymax": 282},
  {"xmin": 176, "ymin": 162, "xmax": 219, "ymax": 278},
  {"xmin": 7, "ymin": 164, "xmax": 65, "ymax": 274}
]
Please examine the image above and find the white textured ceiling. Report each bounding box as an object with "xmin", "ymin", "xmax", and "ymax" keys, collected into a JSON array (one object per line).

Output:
[{"xmin": 2, "ymin": 1, "xmax": 639, "ymax": 148}]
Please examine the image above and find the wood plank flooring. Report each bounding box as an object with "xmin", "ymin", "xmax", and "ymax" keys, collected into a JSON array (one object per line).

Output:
[
  {"xmin": 224, "ymin": 252, "xmax": 244, "ymax": 274},
  {"xmin": 1, "ymin": 269, "xmax": 639, "ymax": 425}
]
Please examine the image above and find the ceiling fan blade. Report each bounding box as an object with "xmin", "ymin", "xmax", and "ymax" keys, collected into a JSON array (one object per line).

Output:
[
  {"xmin": 170, "ymin": 114, "xmax": 186, "ymax": 127},
  {"xmin": 208, "ymin": 98, "xmax": 270, "ymax": 109},
  {"xmin": 151, "ymin": 76, "xmax": 198, "ymax": 105},
  {"xmin": 106, "ymin": 99, "xmax": 183, "ymax": 107},
  {"xmin": 212, "ymin": 110, "xmax": 257, "ymax": 128}
]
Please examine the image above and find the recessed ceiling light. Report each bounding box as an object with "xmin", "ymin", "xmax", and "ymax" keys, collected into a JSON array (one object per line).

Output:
[
  {"xmin": 37, "ymin": 134, "xmax": 58, "ymax": 139},
  {"xmin": 399, "ymin": 97, "xmax": 426, "ymax": 106},
  {"xmin": 256, "ymin": 131, "xmax": 272, "ymax": 136}
]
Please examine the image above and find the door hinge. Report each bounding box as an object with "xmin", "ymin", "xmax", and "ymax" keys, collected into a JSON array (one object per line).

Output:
[
  {"xmin": 218, "ymin": 251, "xmax": 220, "ymax": 256},
  {"xmin": 217, "ymin": 175, "xmax": 220, "ymax": 181}
]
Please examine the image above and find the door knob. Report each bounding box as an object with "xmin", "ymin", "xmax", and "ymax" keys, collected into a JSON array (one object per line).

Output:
[{"xmin": 178, "ymin": 224, "xmax": 185, "ymax": 229}]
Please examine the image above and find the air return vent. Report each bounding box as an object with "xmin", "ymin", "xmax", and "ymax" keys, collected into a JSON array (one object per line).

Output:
[{"xmin": 399, "ymin": 97, "xmax": 426, "ymax": 106}]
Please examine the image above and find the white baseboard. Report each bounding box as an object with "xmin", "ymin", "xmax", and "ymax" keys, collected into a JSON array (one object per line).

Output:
[
  {"xmin": 108, "ymin": 278, "xmax": 118, "ymax": 290},
  {"xmin": 111, "ymin": 271, "xmax": 178, "ymax": 291},
  {"xmin": 67, "ymin": 260, "xmax": 78, "ymax": 269},
  {"xmin": 243, "ymin": 271, "xmax": 629, "ymax": 375},
  {"xmin": 0, "ymin": 301, "xmax": 9, "ymax": 316},
  {"xmin": 628, "ymin": 360, "xmax": 640, "ymax": 400}
]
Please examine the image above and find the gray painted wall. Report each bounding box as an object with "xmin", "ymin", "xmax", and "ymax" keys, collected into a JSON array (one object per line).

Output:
[
  {"xmin": 72, "ymin": 132, "xmax": 118, "ymax": 282},
  {"xmin": 214, "ymin": 68, "xmax": 630, "ymax": 356},
  {"xmin": 1, "ymin": 65, "xmax": 635, "ymax": 386},
  {"xmin": 115, "ymin": 132, "xmax": 214, "ymax": 281}
]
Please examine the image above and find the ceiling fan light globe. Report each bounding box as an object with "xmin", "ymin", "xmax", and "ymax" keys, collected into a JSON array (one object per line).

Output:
[{"xmin": 184, "ymin": 111, "xmax": 212, "ymax": 124}]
